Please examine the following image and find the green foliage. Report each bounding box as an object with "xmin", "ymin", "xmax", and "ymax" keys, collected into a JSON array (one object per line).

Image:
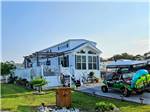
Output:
[
  {"xmin": 1, "ymin": 84, "xmax": 30, "ymax": 97},
  {"xmin": 1, "ymin": 61, "xmax": 16, "ymax": 76},
  {"xmin": 95, "ymin": 102, "xmax": 116, "ymax": 112},
  {"xmin": 108, "ymin": 53, "xmax": 135, "ymax": 61},
  {"xmin": 15, "ymin": 78, "xmax": 28, "ymax": 87},
  {"xmin": 107, "ymin": 52, "xmax": 150, "ymax": 61},
  {"xmin": 1, "ymin": 84, "xmax": 150, "ymax": 112},
  {"xmin": 30, "ymin": 76, "xmax": 47, "ymax": 87},
  {"xmin": 144, "ymin": 51, "xmax": 150, "ymax": 59},
  {"xmin": 1, "ymin": 84, "xmax": 55, "ymax": 112},
  {"xmin": 89, "ymin": 72, "xmax": 94, "ymax": 78}
]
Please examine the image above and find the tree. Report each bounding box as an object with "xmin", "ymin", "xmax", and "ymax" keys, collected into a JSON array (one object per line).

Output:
[
  {"xmin": 1, "ymin": 61, "xmax": 16, "ymax": 76},
  {"xmin": 133, "ymin": 54, "xmax": 144, "ymax": 60},
  {"xmin": 30, "ymin": 76, "xmax": 47, "ymax": 93},
  {"xmin": 100, "ymin": 57, "xmax": 107, "ymax": 62},
  {"xmin": 106, "ymin": 52, "xmax": 150, "ymax": 61},
  {"xmin": 144, "ymin": 52, "xmax": 150, "ymax": 59},
  {"xmin": 108, "ymin": 53, "xmax": 135, "ymax": 61}
]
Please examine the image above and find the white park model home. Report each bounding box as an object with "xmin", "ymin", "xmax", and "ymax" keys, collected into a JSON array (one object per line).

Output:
[{"xmin": 15, "ymin": 39, "xmax": 102, "ymax": 88}]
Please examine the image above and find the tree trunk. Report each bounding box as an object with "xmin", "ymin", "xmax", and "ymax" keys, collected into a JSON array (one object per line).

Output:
[{"xmin": 38, "ymin": 86, "xmax": 41, "ymax": 93}]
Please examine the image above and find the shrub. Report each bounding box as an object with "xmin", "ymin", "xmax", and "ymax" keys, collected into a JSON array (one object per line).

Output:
[
  {"xmin": 15, "ymin": 78, "xmax": 29, "ymax": 87},
  {"xmin": 95, "ymin": 78, "xmax": 99, "ymax": 83},
  {"xmin": 8, "ymin": 76, "xmax": 18, "ymax": 84},
  {"xmin": 15, "ymin": 78, "xmax": 22, "ymax": 85},
  {"xmin": 75, "ymin": 80, "xmax": 81, "ymax": 87},
  {"xmin": 89, "ymin": 72, "xmax": 94, "ymax": 78},
  {"xmin": 30, "ymin": 76, "xmax": 47, "ymax": 93},
  {"xmin": 95, "ymin": 102, "xmax": 116, "ymax": 112}
]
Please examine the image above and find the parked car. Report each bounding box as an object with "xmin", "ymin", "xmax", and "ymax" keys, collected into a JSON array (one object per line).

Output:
[{"xmin": 101, "ymin": 60, "xmax": 150, "ymax": 97}]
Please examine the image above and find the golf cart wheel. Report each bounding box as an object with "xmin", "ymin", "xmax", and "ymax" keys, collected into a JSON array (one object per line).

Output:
[
  {"xmin": 121, "ymin": 88, "xmax": 131, "ymax": 97},
  {"xmin": 101, "ymin": 85, "xmax": 108, "ymax": 93},
  {"xmin": 136, "ymin": 90, "xmax": 143, "ymax": 95}
]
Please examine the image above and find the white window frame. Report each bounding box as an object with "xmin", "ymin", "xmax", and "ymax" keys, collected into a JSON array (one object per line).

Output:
[
  {"xmin": 88, "ymin": 55, "xmax": 97, "ymax": 70},
  {"xmin": 76, "ymin": 55, "xmax": 86, "ymax": 70}
]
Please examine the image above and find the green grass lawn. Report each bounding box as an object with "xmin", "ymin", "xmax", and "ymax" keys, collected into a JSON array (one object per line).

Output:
[{"xmin": 1, "ymin": 84, "xmax": 150, "ymax": 112}]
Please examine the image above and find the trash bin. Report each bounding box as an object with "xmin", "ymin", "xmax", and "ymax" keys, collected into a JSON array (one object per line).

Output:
[{"xmin": 56, "ymin": 87, "xmax": 71, "ymax": 107}]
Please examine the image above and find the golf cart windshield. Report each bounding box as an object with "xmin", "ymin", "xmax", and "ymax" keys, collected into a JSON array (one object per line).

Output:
[
  {"xmin": 106, "ymin": 67, "xmax": 130, "ymax": 74},
  {"xmin": 122, "ymin": 72, "xmax": 134, "ymax": 79},
  {"xmin": 107, "ymin": 68, "xmax": 117, "ymax": 73},
  {"xmin": 120, "ymin": 68, "xmax": 130, "ymax": 73},
  {"xmin": 105, "ymin": 73, "xmax": 113, "ymax": 80}
]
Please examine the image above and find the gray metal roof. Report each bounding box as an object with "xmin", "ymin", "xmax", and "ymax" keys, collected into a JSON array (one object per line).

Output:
[{"xmin": 107, "ymin": 60, "xmax": 147, "ymax": 67}]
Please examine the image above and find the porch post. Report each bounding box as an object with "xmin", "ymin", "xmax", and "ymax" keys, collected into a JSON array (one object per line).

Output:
[
  {"xmin": 36, "ymin": 52, "xmax": 39, "ymax": 66},
  {"xmin": 46, "ymin": 51, "xmax": 49, "ymax": 65},
  {"xmin": 41, "ymin": 64, "xmax": 44, "ymax": 76},
  {"xmin": 24, "ymin": 58, "xmax": 27, "ymax": 68},
  {"xmin": 58, "ymin": 56, "xmax": 62, "ymax": 85},
  {"xmin": 97, "ymin": 56, "xmax": 99, "ymax": 70}
]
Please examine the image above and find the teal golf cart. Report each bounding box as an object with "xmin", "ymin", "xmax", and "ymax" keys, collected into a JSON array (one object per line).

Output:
[{"xmin": 101, "ymin": 60, "xmax": 150, "ymax": 97}]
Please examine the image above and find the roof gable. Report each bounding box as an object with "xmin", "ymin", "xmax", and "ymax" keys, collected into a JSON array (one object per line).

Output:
[
  {"xmin": 74, "ymin": 42, "xmax": 102, "ymax": 54},
  {"xmin": 64, "ymin": 42, "xmax": 102, "ymax": 54}
]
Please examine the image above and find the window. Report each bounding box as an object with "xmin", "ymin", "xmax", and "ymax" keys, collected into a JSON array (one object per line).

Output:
[
  {"xmin": 88, "ymin": 50, "xmax": 96, "ymax": 54},
  {"xmin": 82, "ymin": 56, "xmax": 86, "ymax": 69},
  {"xmin": 88, "ymin": 56, "xmax": 92, "ymax": 69},
  {"xmin": 43, "ymin": 66, "xmax": 56, "ymax": 76},
  {"xmin": 77, "ymin": 55, "xmax": 81, "ymax": 62},
  {"xmin": 93, "ymin": 56, "xmax": 97, "ymax": 69},
  {"xmin": 58, "ymin": 43, "xmax": 69, "ymax": 50},
  {"xmin": 76, "ymin": 56, "xmax": 81, "ymax": 69},
  {"xmin": 76, "ymin": 55, "xmax": 86, "ymax": 70},
  {"xmin": 88, "ymin": 56, "xmax": 97, "ymax": 70},
  {"xmin": 66, "ymin": 43, "xmax": 69, "ymax": 47},
  {"xmin": 29, "ymin": 63, "xmax": 32, "ymax": 67},
  {"xmin": 77, "ymin": 50, "xmax": 86, "ymax": 54},
  {"xmin": 59, "ymin": 55, "xmax": 69, "ymax": 67},
  {"xmin": 46, "ymin": 60, "xmax": 51, "ymax": 65},
  {"xmin": 77, "ymin": 63, "xmax": 81, "ymax": 69}
]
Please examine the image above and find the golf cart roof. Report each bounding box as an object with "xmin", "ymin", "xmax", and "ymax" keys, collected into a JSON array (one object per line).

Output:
[{"xmin": 107, "ymin": 60, "xmax": 147, "ymax": 68}]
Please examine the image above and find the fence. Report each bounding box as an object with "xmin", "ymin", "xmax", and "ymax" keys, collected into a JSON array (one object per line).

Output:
[
  {"xmin": 15, "ymin": 66, "xmax": 62, "ymax": 88},
  {"xmin": 15, "ymin": 66, "xmax": 42, "ymax": 81}
]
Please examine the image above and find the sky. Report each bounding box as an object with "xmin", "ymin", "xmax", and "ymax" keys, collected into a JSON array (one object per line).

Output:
[{"xmin": 1, "ymin": 1, "xmax": 150, "ymax": 63}]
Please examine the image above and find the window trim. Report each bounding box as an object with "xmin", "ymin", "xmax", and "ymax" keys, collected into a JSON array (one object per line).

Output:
[
  {"xmin": 59, "ymin": 55, "xmax": 69, "ymax": 67},
  {"xmin": 88, "ymin": 56, "xmax": 97, "ymax": 70},
  {"xmin": 76, "ymin": 55, "xmax": 86, "ymax": 70}
]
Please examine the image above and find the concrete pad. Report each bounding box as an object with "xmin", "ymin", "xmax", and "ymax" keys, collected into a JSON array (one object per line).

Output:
[{"xmin": 77, "ymin": 84, "xmax": 150, "ymax": 104}]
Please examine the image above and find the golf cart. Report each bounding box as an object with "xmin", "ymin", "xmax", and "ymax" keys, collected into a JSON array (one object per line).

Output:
[{"xmin": 101, "ymin": 60, "xmax": 150, "ymax": 97}]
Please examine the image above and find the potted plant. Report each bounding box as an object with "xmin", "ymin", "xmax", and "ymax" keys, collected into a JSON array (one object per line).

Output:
[
  {"xmin": 89, "ymin": 72, "xmax": 94, "ymax": 78},
  {"xmin": 88, "ymin": 72, "xmax": 95, "ymax": 83},
  {"xmin": 95, "ymin": 78, "xmax": 99, "ymax": 83}
]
